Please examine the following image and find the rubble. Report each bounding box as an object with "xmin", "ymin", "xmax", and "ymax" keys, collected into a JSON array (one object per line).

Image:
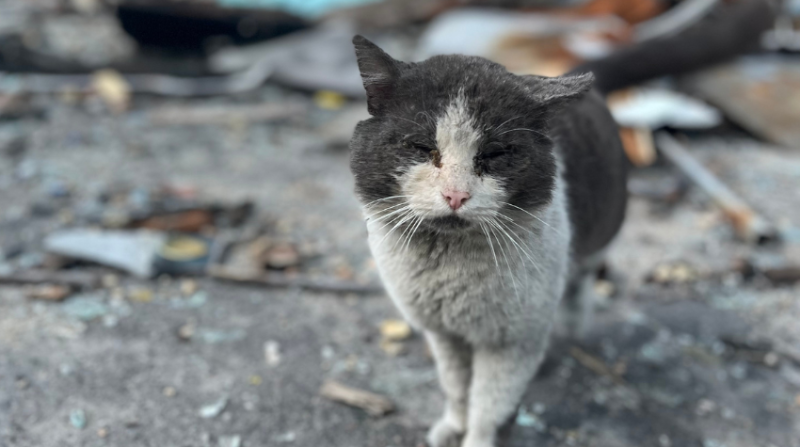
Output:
[
  {"xmin": 655, "ymin": 133, "xmax": 778, "ymax": 244},
  {"xmin": 44, "ymin": 229, "xmax": 166, "ymax": 278},
  {"xmin": 199, "ymin": 397, "xmax": 229, "ymax": 419},
  {"xmin": 319, "ymin": 380, "xmax": 395, "ymax": 417},
  {"xmin": 0, "ymin": 2, "xmax": 798, "ymax": 446}
]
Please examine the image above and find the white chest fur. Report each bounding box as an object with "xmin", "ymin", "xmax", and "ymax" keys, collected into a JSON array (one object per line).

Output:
[{"xmin": 365, "ymin": 176, "xmax": 572, "ymax": 347}]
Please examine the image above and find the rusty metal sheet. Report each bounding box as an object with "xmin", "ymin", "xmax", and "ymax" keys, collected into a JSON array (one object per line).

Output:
[{"xmin": 682, "ymin": 56, "xmax": 800, "ymax": 149}]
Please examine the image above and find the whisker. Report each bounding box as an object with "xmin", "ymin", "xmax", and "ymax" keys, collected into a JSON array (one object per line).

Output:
[
  {"xmin": 493, "ymin": 116, "xmax": 523, "ymax": 133},
  {"xmin": 490, "ymin": 218, "xmax": 544, "ymax": 275},
  {"xmin": 497, "ymin": 127, "xmax": 548, "ymax": 139},
  {"xmin": 393, "ymin": 213, "xmax": 420, "ymax": 250},
  {"xmin": 484, "ymin": 220, "xmax": 522, "ymax": 306},
  {"xmin": 500, "ymin": 202, "xmax": 562, "ymax": 236},
  {"xmin": 370, "ymin": 205, "xmax": 411, "ymax": 224},
  {"xmin": 386, "ymin": 114, "xmax": 429, "ymax": 132},
  {"xmin": 363, "ymin": 195, "xmax": 412, "ymax": 208},
  {"xmin": 478, "ymin": 222, "xmax": 499, "ymax": 268},
  {"xmin": 375, "ymin": 212, "xmax": 416, "ymax": 250},
  {"xmin": 405, "ymin": 215, "xmax": 426, "ymax": 252}
]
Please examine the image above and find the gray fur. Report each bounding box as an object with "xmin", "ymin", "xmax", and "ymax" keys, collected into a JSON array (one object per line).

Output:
[{"xmin": 349, "ymin": 35, "xmax": 628, "ymax": 447}]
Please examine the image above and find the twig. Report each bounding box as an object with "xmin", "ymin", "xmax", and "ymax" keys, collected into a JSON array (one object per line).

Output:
[
  {"xmin": 655, "ymin": 132, "xmax": 778, "ymax": 243},
  {"xmin": 207, "ymin": 265, "xmax": 384, "ymax": 295},
  {"xmin": 570, "ymin": 346, "xmax": 625, "ymax": 385},
  {"xmin": 148, "ymin": 102, "xmax": 306, "ymax": 126},
  {"xmin": 319, "ymin": 380, "xmax": 395, "ymax": 417},
  {"xmin": 0, "ymin": 56, "xmax": 274, "ymax": 97},
  {"xmin": 0, "ymin": 269, "xmax": 99, "ymax": 289}
]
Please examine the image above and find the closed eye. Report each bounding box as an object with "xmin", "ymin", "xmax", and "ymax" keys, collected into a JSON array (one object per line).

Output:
[
  {"xmin": 402, "ymin": 139, "xmax": 433, "ymax": 153},
  {"xmin": 478, "ymin": 150, "xmax": 508, "ymax": 160}
]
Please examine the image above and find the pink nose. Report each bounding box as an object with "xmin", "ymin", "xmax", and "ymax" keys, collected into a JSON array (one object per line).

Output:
[{"xmin": 442, "ymin": 190, "xmax": 470, "ymax": 210}]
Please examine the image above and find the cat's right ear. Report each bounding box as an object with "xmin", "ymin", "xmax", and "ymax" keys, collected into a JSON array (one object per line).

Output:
[{"xmin": 353, "ymin": 35, "xmax": 401, "ymax": 116}]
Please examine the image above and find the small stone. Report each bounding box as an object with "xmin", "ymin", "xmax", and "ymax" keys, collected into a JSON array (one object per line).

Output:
[
  {"xmin": 379, "ymin": 339, "xmax": 406, "ymax": 357},
  {"xmin": 110, "ymin": 287, "xmax": 125, "ymax": 301},
  {"xmin": 334, "ymin": 264, "xmax": 354, "ymax": 280},
  {"xmin": 101, "ymin": 274, "xmax": 119, "ymax": 288},
  {"xmin": 128, "ymin": 288, "xmax": 153, "ymax": 303},
  {"xmin": 263, "ymin": 242, "xmax": 300, "ymax": 269},
  {"xmin": 532, "ymin": 402, "xmax": 546, "ymax": 415},
  {"xmin": 249, "ymin": 375, "xmax": 262, "ymax": 386},
  {"xmin": 593, "ymin": 279, "xmax": 615, "ymax": 298},
  {"xmin": 321, "ymin": 346, "xmax": 335, "ymax": 360},
  {"xmin": 659, "ymin": 434, "xmax": 672, "ymax": 447},
  {"xmin": 264, "ymin": 340, "xmax": 281, "ymax": 367},
  {"xmin": 97, "ymin": 427, "xmax": 108, "ymax": 438},
  {"xmin": 102, "ymin": 314, "xmax": 119, "ymax": 328},
  {"xmin": 275, "ymin": 431, "xmax": 296, "ymax": 443},
  {"xmin": 199, "ymin": 397, "xmax": 228, "ymax": 419},
  {"xmin": 59, "ymin": 364, "xmax": 74, "ymax": 376},
  {"xmin": 218, "ymin": 435, "xmax": 242, "ymax": 447},
  {"xmin": 764, "ymin": 352, "xmax": 779, "ymax": 367},
  {"xmin": 721, "ymin": 407, "xmax": 736, "ymax": 420},
  {"xmin": 178, "ymin": 322, "xmax": 195, "ymax": 341},
  {"xmin": 515, "ymin": 408, "xmax": 546, "ymax": 432},
  {"xmin": 62, "ymin": 296, "xmax": 108, "ymax": 321},
  {"xmin": 15, "ymin": 379, "xmax": 29, "ymax": 390},
  {"xmin": 180, "ymin": 279, "xmax": 198, "ymax": 296},
  {"xmin": 696, "ymin": 399, "xmax": 716, "ymax": 416},
  {"xmin": 26, "ymin": 285, "xmax": 70, "ymax": 302},
  {"xmin": 69, "ymin": 409, "xmax": 87, "ymax": 429},
  {"xmin": 163, "ymin": 387, "xmax": 177, "ymax": 397},
  {"xmin": 314, "ymin": 90, "xmax": 346, "ymax": 110},
  {"xmin": 380, "ymin": 319, "xmax": 412, "ymax": 341}
]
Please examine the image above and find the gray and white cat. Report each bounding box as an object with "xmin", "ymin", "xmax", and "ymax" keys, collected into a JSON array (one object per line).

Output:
[{"xmin": 349, "ymin": 36, "xmax": 628, "ymax": 447}]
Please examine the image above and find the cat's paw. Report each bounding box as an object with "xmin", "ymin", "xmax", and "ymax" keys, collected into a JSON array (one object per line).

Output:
[
  {"xmin": 427, "ymin": 418, "xmax": 464, "ymax": 447},
  {"xmin": 460, "ymin": 433, "xmax": 495, "ymax": 447}
]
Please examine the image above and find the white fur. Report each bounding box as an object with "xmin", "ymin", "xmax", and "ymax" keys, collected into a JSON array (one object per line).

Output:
[
  {"xmin": 363, "ymin": 94, "xmax": 573, "ymax": 447},
  {"xmin": 398, "ymin": 91, "xmax": 505, "ymax": 221}
]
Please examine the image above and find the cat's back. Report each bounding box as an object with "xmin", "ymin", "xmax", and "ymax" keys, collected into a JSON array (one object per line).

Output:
[{"xmin": 554, "ymin": 89, "xmax": 629, "ymax": 260}]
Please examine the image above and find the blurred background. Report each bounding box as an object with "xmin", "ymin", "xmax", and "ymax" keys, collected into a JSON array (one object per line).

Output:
[{"xmin": 0, "ymin": 0, "xmax": 799, "ymax": 446}]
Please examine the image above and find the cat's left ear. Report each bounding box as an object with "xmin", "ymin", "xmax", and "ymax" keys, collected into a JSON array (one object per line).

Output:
[
  {"xmin": 353, "ymin": 35, "xmax": 402, "ymax": 116},
  {"xmin": 526, "ymin": 72, "xmax": 595, "ymax": 111}
]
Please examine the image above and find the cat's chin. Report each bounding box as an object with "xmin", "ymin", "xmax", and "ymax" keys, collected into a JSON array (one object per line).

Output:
[{"xmin": 425, "ymin": 215, "xmax": 474, "ymax": 232}]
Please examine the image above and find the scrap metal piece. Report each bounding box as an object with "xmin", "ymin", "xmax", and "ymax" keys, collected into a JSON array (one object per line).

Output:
[{"xmin": 655, "ymin": 132, "xmax": 778, "ymax": 243}]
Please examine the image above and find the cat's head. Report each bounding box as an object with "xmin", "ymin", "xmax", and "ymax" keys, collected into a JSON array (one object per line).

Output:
[{"xmin": 349, "ymin": 35, "xmax": 593, "ymax": 233}]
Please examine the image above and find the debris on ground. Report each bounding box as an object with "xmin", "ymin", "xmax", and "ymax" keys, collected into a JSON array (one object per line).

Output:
[
  {"xmin": 69, "ymin": 409, "xmax": 87, "ymax": 429},
  {"xmin": 148, "ymin": 102, "xmax": 306, "ymax": 126},
  {"xmin": 0, "ymin": 269, "xmax": 100, "ymax": 290},
  {"xmin": 217, "ymin": 435, "xmax": 242, "ymax": 447},
  {"xmin": 682, "ymin": 57, "xmax": 800, "ymax": 148},
  {"xmin": 379, "ymin": 319, "xmax": 411, "ymax": 341},
  {"xmin": 0, "ymin": 1, "xmax": 798, "ymax": 446},
  {"xmin": 199, "ymin": 397, "xmax": 229, "ymax": 419},
  {"xmin": 44, "ymin": 229, "xmax": 166, "ymax": 278},
  {"xmin": 264, "ymin": 340, "xmax": 281, "ymax": 367},
  {"xmin": 91, "ymin": 69, "xmax": 131, "ymax": 113},
  {"xmin": 25, "ymin": 284, "xmax": 71, "ymax": 301},
  {"xmin": 655, "ymin": 133, "xmax": 778, "ymax": 244},
  {"xmin": 207, "ymin": 265, "xmax": 384, "ymax": 294},
  {"xmin": 610, "ymin": 88, "xmax": 722, "ymax": 130},
  {"xmin": 319, "ymin": 380, "xmax": 395, "ymax": 417}
]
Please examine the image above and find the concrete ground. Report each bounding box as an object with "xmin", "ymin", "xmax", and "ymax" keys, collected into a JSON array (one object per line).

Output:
[{"xmin": 1, "ymin": 87, "xmax": 799, "ymax": 447}]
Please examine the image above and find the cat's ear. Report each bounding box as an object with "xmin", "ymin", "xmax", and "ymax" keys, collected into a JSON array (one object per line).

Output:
[
  {"xmin": 527, "ymin": 72, "xmax": 595, "ymax": 111},
  {"xmin": 353, "ymin": 35, "xmax": 402, "ymax": 116}
]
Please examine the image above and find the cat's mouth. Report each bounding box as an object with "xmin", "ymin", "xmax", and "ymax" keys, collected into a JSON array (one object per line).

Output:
[{"xmin": 425, "ymin": 214, "xmax": 473, "ymax": 231}]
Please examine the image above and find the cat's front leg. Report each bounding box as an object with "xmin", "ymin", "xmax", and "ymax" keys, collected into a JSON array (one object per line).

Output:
[
  {"xmin": 426, "ymin": 331, "xmax": 472, "ymax": 447},
  {"xmin": 462, "ymin": 339, "xmax": 548, "ymax": 447}
]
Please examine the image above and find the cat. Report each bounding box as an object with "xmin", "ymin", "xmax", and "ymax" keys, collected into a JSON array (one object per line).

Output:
[{"xmin": 348, "ymin": 34, "xmax": 627, "ymax": 447}]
